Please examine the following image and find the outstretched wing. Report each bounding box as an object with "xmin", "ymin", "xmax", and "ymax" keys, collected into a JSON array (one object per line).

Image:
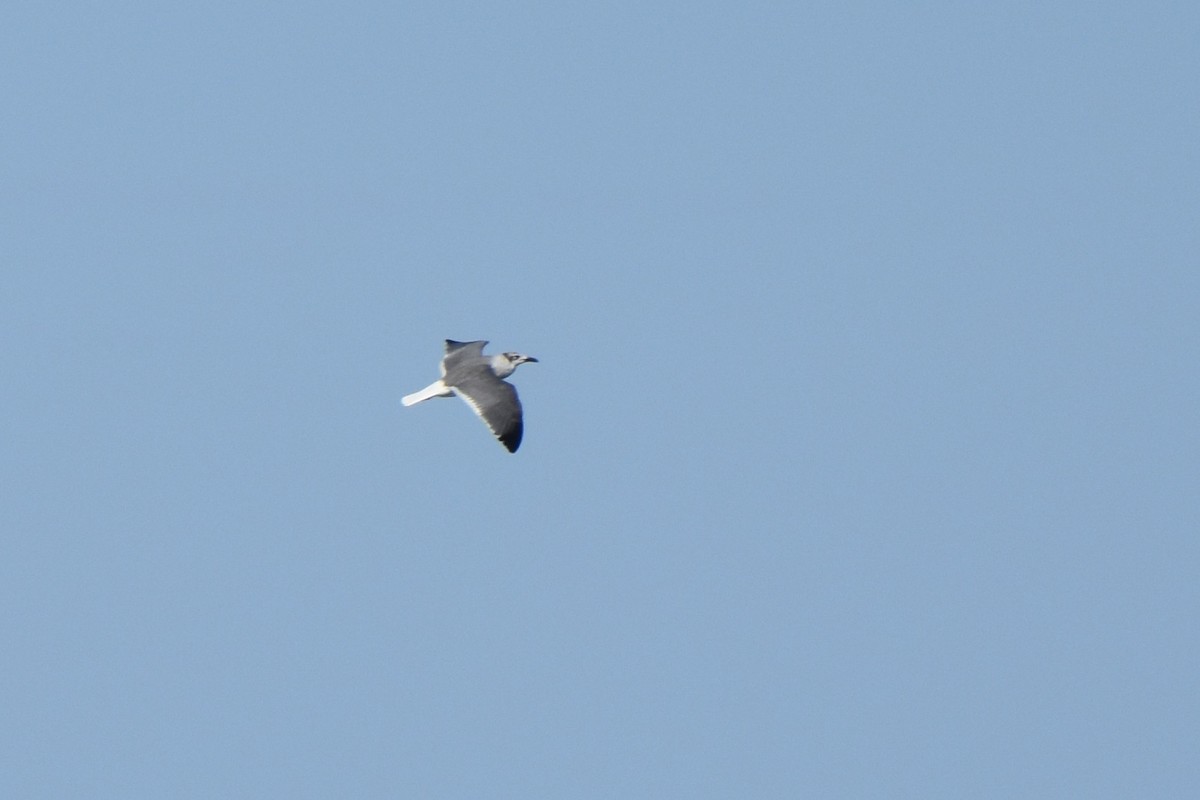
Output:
[
  {"xmin": 441, "ymin": 340, "xmax": 488, "ymax": 377},
  {"xmin": 453, "ymin": 373, "xmax": 524, "ymax": 453}
]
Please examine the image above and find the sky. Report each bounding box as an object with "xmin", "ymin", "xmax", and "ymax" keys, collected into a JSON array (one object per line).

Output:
[{"xmin": 2, "ymin": 1, "xmax": 1198, "ymax": 797}]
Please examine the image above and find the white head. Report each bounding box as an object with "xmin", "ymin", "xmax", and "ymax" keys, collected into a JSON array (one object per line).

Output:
[{"xmin": 490, "ymin": 351, "xmax": 539, "ymax": 379}]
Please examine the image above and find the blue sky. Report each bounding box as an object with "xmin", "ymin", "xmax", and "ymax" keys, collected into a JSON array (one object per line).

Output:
[{"xmin": 3, "ymin": 2, "xmax": 1198, "ymax": 797}]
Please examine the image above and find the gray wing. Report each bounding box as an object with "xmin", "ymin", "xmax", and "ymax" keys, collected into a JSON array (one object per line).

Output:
[
  {"xmin": 453, "ymin": 373, "xmax": 524, "ymax": 453},
  {"xmin": 441, "ymin": 340, "xmax": 488, "ymax": 377}
]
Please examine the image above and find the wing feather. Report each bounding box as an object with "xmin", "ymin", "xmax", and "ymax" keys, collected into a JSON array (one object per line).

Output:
[{"xmin": 454, "ymin": 375, "xmax": 523, "ymax": 453}]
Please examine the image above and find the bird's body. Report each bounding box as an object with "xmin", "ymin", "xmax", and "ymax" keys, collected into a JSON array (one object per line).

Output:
[{"xmin": 402, "ymin": 340, "xmax": 538, "ymax": 452}]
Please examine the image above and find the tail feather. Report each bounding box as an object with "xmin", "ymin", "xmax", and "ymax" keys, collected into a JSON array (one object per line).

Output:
[{"xmin": 402, "ymin": 380, "xmax": 452, "ymax": 406}]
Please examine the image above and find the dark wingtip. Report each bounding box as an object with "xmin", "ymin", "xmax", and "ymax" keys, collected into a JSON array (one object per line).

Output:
[
  {"xmin": 499, "ymin": 425, "xmax": 523, "ymax": 453},
  {"xmin": 444, "ymin": 339, "xmax": 489, "ymax": 355}
]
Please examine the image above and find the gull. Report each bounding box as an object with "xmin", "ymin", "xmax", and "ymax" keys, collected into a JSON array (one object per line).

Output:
[{"xmin": 402, "ymin": 340, "xmax": 539, "ymax": 453}]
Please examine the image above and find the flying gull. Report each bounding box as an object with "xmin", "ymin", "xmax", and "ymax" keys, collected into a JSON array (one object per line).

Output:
[{"xmin": 402, "ymin": 339, "xmax": 538, "ymax": 452}]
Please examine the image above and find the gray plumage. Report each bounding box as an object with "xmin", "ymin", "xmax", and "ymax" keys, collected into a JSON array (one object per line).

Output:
[{"xmin": 402, "ymin": 339, "xmax": 538, "ymax": 453}]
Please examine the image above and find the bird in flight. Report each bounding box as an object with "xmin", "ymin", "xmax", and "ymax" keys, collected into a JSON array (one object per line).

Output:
[{"xmin": 402, "ymin": 340, "xmax": 538, "ymax": 452}]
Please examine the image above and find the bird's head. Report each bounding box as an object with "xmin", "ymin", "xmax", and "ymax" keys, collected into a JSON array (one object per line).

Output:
[
  {"xmin": 490, "ymin": 351, "xmax": 538, "ymax": 379},
  {"xmin": 503, "ymin": 352, "xmax": 539, "ymax": 369}
]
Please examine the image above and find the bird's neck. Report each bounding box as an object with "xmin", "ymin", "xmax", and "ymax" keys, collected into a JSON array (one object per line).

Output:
[{"xmin": 490, "ymin": 354, "xmax": 515, "ymax": 378}]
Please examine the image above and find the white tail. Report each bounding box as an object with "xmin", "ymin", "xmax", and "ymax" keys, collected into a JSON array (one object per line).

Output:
[{"xmin": 402, "ymin": 380, "xmax": 452, "ymax": 406}]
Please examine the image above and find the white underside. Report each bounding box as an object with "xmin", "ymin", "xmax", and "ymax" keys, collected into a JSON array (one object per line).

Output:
[{"xmin": 402, "ymin": 380, "xmax": 454, "ymax": 406}]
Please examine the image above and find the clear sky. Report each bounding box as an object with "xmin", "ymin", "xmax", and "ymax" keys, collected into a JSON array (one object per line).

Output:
[{"xmin": 3, "ymin": 2, "xmax": 1197, "ymax": 797}]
